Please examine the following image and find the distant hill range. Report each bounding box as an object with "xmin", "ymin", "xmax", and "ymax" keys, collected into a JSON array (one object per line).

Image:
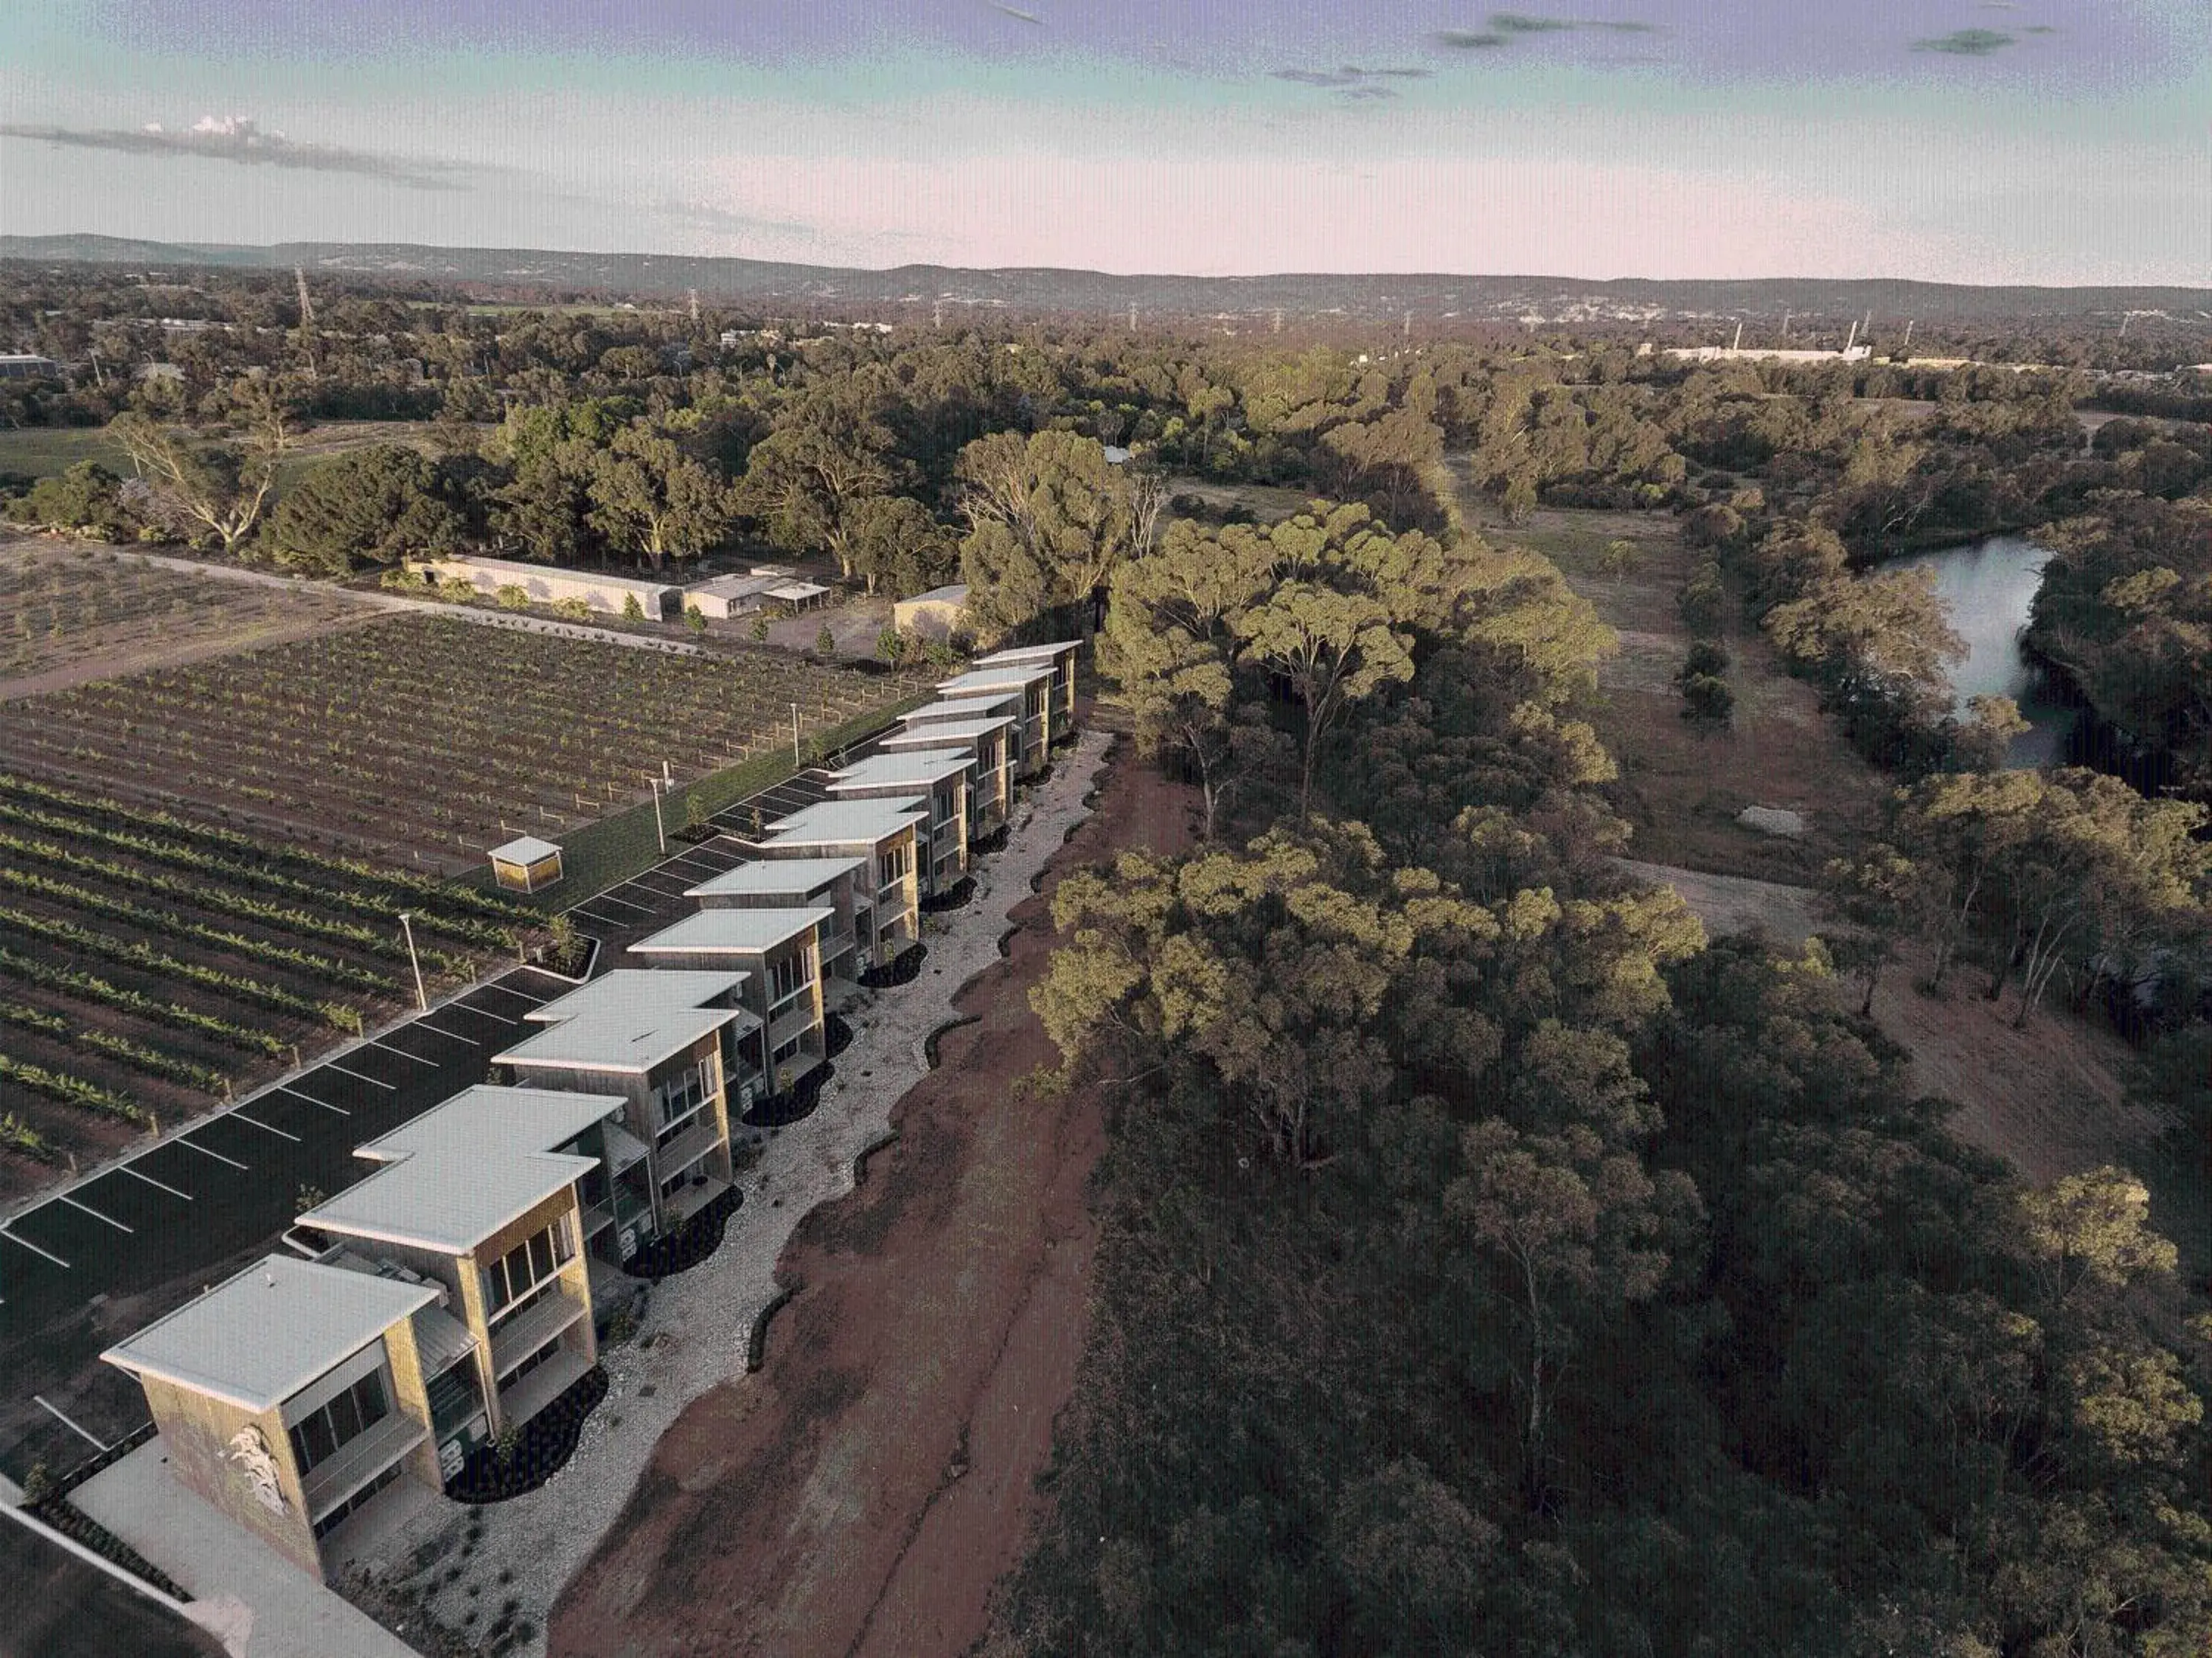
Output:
[{"xmin": 5, "ymin": 234, "xmax": 2210, "ymax": 329}]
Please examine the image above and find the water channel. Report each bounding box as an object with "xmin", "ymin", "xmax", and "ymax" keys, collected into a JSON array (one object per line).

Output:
[{"xmin": 1889, "ymin": 533, "xmax": 2075, "ymax": 768}]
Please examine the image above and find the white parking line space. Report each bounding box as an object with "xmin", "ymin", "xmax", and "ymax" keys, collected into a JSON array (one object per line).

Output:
[
  {"xmin": 322, "ymin": 1059, "xmax": 397, "ymax": 1092},
  {"xmin": 227, "ymin": 1112, "xmax": 301, "ymax": 1143},
  {"xmin": 1, "ymin": 1229, "xmax": 69, "ymax": 1268},
  {"xmin": 118, "ymin": 1164, "xmax": 192, "ymax": 1201},
  {"xmin": 585, "ymin": 889, "xmax": 653, "ymax": 915},
  {"xmin": 173, "ymin": 1137, "xmax": 248, "ymax": 1171},
  {"xmin": 57, "ymin": 1194, "xmax": 132, "ymax": 1234},
  {"xmin": 413, "ymin": 1019, "xmax": 483, "ymax": 1047},
  {"xmin": 475, "ymin": 980, "xmax": 552, "ymax": 1003},
  {"xmin": 364, "ymin": 1036, "xmax": 439, "ymax": 1066},
  {"xmin": 274, "ymin": 1084, "xmax": 349, "ymax": 1116}
]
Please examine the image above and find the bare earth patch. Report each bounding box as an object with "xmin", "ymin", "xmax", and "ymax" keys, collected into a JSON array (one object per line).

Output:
[{"xmin": 549, "ymin": 743, "xmax": 1199, "ymax": 1658}]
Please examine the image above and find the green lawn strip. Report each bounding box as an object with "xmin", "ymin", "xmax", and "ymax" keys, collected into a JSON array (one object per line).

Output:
[{"xmin": 487, "ymin": 694, "xmax": 929, "ymax": 914}]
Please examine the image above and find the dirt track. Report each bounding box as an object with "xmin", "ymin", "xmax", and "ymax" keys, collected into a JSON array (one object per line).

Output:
[{"xmin": 550, "ymin": 743, "xmax": 1197, "ymax": 1658}]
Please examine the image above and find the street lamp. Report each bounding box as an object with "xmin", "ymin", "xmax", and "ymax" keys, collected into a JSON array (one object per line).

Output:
[
  {"xmin": 398, "ymin": 913, "xmax": 427, "ymax": 1012},
  {"xmin": 650, "ymin": 776, "xmax": 667, "ymax": 854},
  {"xmin": 790, "ymin": 702, "xmax": 801, "ymax": 765}
]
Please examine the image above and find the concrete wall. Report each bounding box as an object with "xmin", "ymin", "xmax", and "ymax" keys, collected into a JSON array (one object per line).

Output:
[
  {"xmin": 413, "ymin": 558, "xmax": 679, "ymax": 620},
  {"xmin": 141, "ymin": 1376, "xmax": 322, "ymax": 1578}
]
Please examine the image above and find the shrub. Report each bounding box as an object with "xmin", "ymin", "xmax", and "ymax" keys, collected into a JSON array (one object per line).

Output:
[
  {"xmin": 495, "ymin": 584, "xmax": 529, "ymax": 610},
  {"xmin": 550, "ymin": 597, "xmax": 592, "ymax": 622},
  {"xmin": 815, "ymin": 622, "xmax": 837, "ymax": 659},
  {"xmin": 437, "ymin": 577, "xmax": 479, "ymax": 605},
  {"xmin": 684, "ymin": 603, "xmax": 707, "ymax": 634},
  {"xmin": 622, "ymin": 593, "xmax": 645, "ymax": 621},
  {"xmin": 749, "ymin": 614, "xmax": 770, "ymax": 642}
]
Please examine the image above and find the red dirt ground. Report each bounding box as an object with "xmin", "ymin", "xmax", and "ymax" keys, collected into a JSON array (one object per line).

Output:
[{"xmin": 549, "ymin": 738, "xmax": 1200, "ymax": 1658}]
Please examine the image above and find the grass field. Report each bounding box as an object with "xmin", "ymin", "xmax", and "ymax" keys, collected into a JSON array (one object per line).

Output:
[
  {"xmin": 0, "ymin": 612, "xmax": 936, "ymax": 871},
  {"xmin": 0, "ymin": 542, "xmax": 375, "ymax": 694},
  {"xmin": 1447, "ymin": 468, "xmax": 1885, "ymax": 883},
  {"xmin": 0, "ymin": 418, "xmax": 467, "ymax": 487}
]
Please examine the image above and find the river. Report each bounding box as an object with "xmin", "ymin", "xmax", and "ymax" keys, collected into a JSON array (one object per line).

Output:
[{"xmin": 1890, "ymin": 534, "xmax": 2074, "ymax": 768}]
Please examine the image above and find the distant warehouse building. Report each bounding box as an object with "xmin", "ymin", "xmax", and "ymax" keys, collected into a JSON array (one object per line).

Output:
[
  {"xmin": 0, "ymin": 353, "xmax": 63, "ymax": 380},
  {"xmin": 684, "ymin": 569, "xmax": 831, "ymax": 620},
  {"xmin": 409, "ymin": 555, "xmax": 680, "ymax": 620}
]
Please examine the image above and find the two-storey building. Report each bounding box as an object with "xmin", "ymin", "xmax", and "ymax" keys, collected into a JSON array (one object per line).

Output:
[
  {"xmin": 104, "ymin": 1255, "xmax": 454, "ymax": 1579},
  {"xmin": 902, "ymin": 692, "xmax": 1037, "ymax": 778},
  {"xmin": 971, "ymin": 640, "xmax": 1079, "ymax": 742},
  {"xmin": 624, "ymin": 909, "xmax": 831, "ymax": 1100},
  {"xmin": 748, "ymin": 799, "xmax": 926, "ymax": 968},
  {"xmin": 878, "ymin": 715, "xmax": 1015, "ymax": 836},
  {"xmin": 495, "ymin": 974, "xmax": 751, "ymax": 1254},
  {"xmin": 824, "ymin": 749, "xmax": 975, "ymax": 898},
  {"xmin": 686, "ymin": 858, "xmax": 867, "ymax": 982},
  {"xmin": 936, "ymin": 662, "xmax": 1057, "ymax": 763}
]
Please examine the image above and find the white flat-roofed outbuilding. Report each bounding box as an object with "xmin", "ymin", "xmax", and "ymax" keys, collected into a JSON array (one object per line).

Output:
[
  {"xmin": 488, "ymin": 834, "xmax": 564, "ymax": 894},
  {"xmin": 409, "ymin": 554, "xmax": 679, "ymax": 620},
  {"xmin": 825, "ymin": 749, "xmax": 975, "ymax": 897}
]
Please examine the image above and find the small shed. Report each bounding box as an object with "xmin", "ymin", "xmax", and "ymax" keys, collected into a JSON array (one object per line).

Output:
[
  {"xmin": 894, "ymin": 583, "xmax": 970, "ymax": 643},
  {"xmin": 490, "ymin": 834, "xmax": 565, "ymax": 893}
]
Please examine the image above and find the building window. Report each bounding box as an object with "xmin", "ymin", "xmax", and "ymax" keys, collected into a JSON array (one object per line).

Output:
[
  {"xmin": 288, "ymin": 1369, "xmax": 391, "ymax": 1477},
  {"xmin": 768, "ymin": 949, "xmax": 813, "ymax": 1004},
  {"xmin": 880, "ymin": 843, "xmax": 908, "ymax": 886},
  {"xmin": 311, "ymin": 1460, "xmax": 402, "ymax": 1539},
  {"xmin": 483, "ymin": 1218, "xmax": 572, "ymax": 1318}
]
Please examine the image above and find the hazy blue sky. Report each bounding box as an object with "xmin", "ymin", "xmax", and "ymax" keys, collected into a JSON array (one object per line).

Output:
[{"xmin": 3, "ymin": 1, "xmax": 2207, "ymax": 282}]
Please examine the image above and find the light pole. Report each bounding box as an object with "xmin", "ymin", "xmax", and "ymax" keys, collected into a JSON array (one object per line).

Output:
[
  {"xmin": 650, "ymin": 776, "xmax": 667, "ymax": 853},
  {"xmin": 790, "ymin": 703, "xmax": 801, "ymax": 765},
  {"xmin": 398, "ymin": 913, "xmax": 427, "ymax": 1012}
]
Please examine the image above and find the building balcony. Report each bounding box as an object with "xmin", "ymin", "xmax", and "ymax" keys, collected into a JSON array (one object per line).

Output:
[
  {"xmin": 300, "ymin": 1410, "xmax": 428, "ymax": 1525},
  {"xmin": 768, "ymin": 1001, "xmax": 821, "ymax": 1052},
  {"xmin": 496, "ymin": 1345, "xmax": 594, "ymax": 1435},
  {"xmin": 662, "ymin": 1173, "xmax": 730, "ymax": 1227},
  {"xmin": 654, "ymin": 1119, "xmax": 723, "ymax": 1184},
  {"xmin": 489, "ymin": 1286, "xmax": 588, "ymax": 1380}
]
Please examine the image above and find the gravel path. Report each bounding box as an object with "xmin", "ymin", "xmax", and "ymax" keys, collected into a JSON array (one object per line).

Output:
[{"xmin": 363, "ymin": 730, "xmax": 1113, "ymax": 1657}]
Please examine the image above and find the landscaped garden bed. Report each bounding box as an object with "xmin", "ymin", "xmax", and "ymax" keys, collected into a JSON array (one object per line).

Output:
[
  {"xmin": 445, "ymin": 1366, "xmax": 608, "ymax": 1504},
  {"xmin": 622, "ymin": 1186, "xmax": 741, "ymax": 1280},
  {"xmin": 858, "ymin": 942, "xmax": 926, "ymax": 989}
]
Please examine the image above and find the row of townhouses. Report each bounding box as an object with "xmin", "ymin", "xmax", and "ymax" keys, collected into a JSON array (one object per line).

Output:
[{"xmin": 99, "ymin": 643, "xmax": 1082, "ymax": 1580}]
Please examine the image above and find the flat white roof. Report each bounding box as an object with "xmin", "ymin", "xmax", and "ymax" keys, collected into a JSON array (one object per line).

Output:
[
  {"xmin": 903, "ymin": 694, "xmax": 1023, "ymax": 724},
  {"xmin": 490, "ymin": 834, "xmax": 561, "ymax": 864},
  {"xmin": 300, "ymin": 1086, "xmax": 616, "ymax": 1254},
  {"xmin": 827, "ymin": 749, "xmax": 974, "ymax": 791},
  {"xmin": 496, "ymin": 1003, "xmax": 740, "ymax": 1075},
  {"xmin": 901, "ymin": 583, "xmax": 968, "ymax": 606},
  {"xmin": 105, "ymin": 1255, "xmax": 436, "ymax": 1415},
  {"xmin": 880, "ymin": 716, "xmax": 1013, "ymax": 749},
  {"xmin": 629, "ymin": 906, "xmax": 832, "ymax": 957},
  {"xmin": 765, "ymin": 580, "xmax": 830, "ymax": 601},
  {"xmin": 760, "ymin": 799, "xmax": 928, "ymax": 847},
  {"xmin": 431, "ymin": 554, "xmax": 677, "ymax": 598},
  {"xmin": 974, "ymin": 642, "xmax": 1079, "ymax": 667},
  {"xmin": 523, "ymin": 969, "xmax": 748, "ymax": 1024},
  {"xmin": 939, "ymin": 665, "xmax": 1054, "ymax": 696},
  {"xmin": 686, "ymin": 859, "xmax": 863, "ymax": 901},
  {"xmin": 685, "ymin": 573, "xmax": 783, "ymax": 600}
]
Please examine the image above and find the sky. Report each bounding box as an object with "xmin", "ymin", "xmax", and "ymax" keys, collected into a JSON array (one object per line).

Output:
[{"xmin": 1, "ymin": 1, "xmax": 2208, "ymax": 285}]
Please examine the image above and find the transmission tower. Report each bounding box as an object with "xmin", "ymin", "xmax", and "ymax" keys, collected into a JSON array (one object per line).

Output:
[{"xmin": 688, "ymin": 287, "xmax": 700, "ymax": 324}]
